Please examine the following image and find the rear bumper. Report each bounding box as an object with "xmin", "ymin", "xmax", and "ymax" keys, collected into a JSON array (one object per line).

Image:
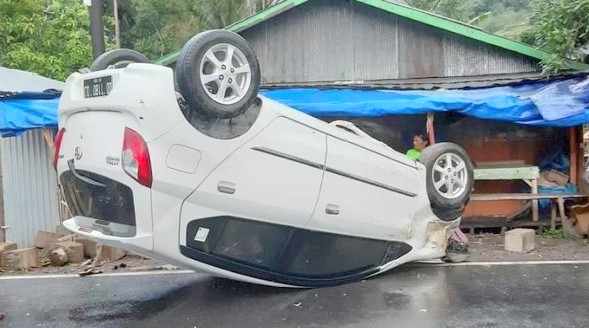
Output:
[{"xmin": 63, "ymin": 217, "xmax": 153, "ymax": 253}]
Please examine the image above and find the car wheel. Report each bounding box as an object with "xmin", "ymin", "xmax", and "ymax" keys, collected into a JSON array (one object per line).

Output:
[
  {"xmin": 419, "ymin": 143, "xmax": 474, "ymax": 214},
  {"xmin": 175, "ymin": 29, "xmax": 261, "ymax": 119},
  {"xmin": 90, "ymin": 49, "xmax": 151, "ymax": 71}
]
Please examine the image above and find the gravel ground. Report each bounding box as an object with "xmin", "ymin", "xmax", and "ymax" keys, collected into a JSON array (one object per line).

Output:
[{"xmin": 466, "ymin": 233, "xmax": 589, "ymax": 262}]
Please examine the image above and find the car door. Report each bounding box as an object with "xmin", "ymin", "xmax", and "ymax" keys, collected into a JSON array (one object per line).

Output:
[
  {"xmin": 181, "ymin": 116, "xmax": 327, "ymax": 230},
  {"xmin": 308, "ymin": 135, "xmax": 422, "ymax": 241}
]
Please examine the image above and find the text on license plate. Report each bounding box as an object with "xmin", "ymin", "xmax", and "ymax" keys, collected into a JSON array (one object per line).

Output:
[{"xmin": 84, "ymin": 76, "xmax": 113, "ymax": 98}]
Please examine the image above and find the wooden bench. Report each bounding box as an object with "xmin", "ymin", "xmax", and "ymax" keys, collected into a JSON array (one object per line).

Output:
[
  {"xmin": 470, "ymin": 193, "xmax": 588, "ymax": 230},
  {"xmin": 474, "ymin": 162, "xmax": 540, "ymax": 221}
]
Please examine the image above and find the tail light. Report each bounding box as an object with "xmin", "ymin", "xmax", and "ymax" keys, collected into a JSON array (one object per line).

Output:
[
  {"xmin": 121, "ymin": 127, "xmax": 152, "ymax": 188},
  {"xmin": 53, "ymin": 128, "xmax": 66, "ymax": 170}
]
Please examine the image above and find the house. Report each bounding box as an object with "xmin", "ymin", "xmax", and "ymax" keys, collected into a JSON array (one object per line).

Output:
[{"xmin": 157, "ymin": 0, "xmax": 589, "ymax": 226}]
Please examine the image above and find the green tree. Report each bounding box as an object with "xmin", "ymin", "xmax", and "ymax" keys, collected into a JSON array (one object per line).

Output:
[
  {"xmin": 526, "ymin": 0, "xmax": 589, "ymax": 72},
  {"xmin": 408, "ymin": 0, "xmax": 533, "ymax": 42},
  {"xmin": 407, "ymin": 0, "xmax": 480, "ymax": 23},
  {"xmin": 0, "ymin": 0, "xmax": 99, "ymax": 81},
  {"xmin": 111, "ymin": 0, "xmax": 260, "ymax": 60}
]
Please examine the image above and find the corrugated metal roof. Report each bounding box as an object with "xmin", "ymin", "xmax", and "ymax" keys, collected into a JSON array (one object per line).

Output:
[
  {"xmin": 0, "ymin": 67, "xmax": 65, "ymax": 92},
  {"xmin": 0, "ymin": 129, "xmax": 60, "ymax": 247},
  {"xmin": 154, "ymin": 0, "xmax": 588, "ymax": 70},
  {"xmin": 260, "ymin": 71, "xmax": 589, "ymax": 90}
]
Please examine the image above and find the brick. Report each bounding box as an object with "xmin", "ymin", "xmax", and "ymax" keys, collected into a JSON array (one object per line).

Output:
[
  {"xmin": 505, "ymin": 228, "xmax": 536, "ymax": 253},
  {"xmin": 34, "ymin": 231, "xmax": 62, "ymax": 249},
  {"xmin": 1, "ymin": 248, "xmax": 39, "ymax": 270},
  {"xmin": 75, "ymin": 237, "xmax": 97, "ymax": 258},
  {"xmin": 54, "ymin": 241, "xmax": 85, "ymax": 263}
]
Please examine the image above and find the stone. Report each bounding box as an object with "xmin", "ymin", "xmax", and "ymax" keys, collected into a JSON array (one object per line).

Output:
[
  {"xmin": 54, "ymin": 241, "xmax": 85, "ymax": 263},
  {"xmin": 1, "ymin": 248, "xmax": 39, "ymax": 270},
  {"xmin": 34, "ymin": 230, "xmax": 62, "ymax": 249},
  {"xmin": 49, "ymin": 248, "xmax": 69, "ymax": 266},
  {"xmin": 505, "ymin": 228, "xmax": 536, "ymax": 253}
]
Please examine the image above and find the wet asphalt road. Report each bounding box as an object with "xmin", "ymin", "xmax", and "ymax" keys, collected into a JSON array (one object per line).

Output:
[{"xmin": 1, "ymin": 263, "xmax": 588, "ymax": 328}]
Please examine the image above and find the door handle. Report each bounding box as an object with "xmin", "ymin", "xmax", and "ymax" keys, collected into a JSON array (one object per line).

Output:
[
  {"xmin": 218, "ymin": 181, "xmax": 236, "ymax": 194},
  {"xmin": 325, "ymin": 204, "xmax": 340, "ymax": 215}
]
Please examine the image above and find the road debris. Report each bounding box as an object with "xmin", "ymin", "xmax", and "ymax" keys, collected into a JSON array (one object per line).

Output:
[
  {"xmin": 78, "ymin": 267, "xmax": 104, "ymax": 277},
  {"xmin": 79, "ymin": 259, "xmax": 93, "ymax": 268}
]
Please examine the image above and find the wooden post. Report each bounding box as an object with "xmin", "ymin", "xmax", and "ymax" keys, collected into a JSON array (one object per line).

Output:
[
  {"xmin": 557, "ymin": 196, "xmax": 566, "ymax": 225},
  {"xmin": 570, "ymin": 127, "xmax": 578, "ymax": 185},
  {"xmin": 427, "ymin": 113, "xmax": 435, "ymax": 145},
  {"xmin": 551, "ymin": 200, "xmax": 557, "ymax": 230},
  {"xmin": 0, "ymin": 138, "xmax": 4, "ymax": 242},
  {"xmin": 113, "ymin": 0, "xmax": 121, "ymax": 49},
  {"xmin": 531, "ymin": 178, "xmax": 539, "ymax": 222}
]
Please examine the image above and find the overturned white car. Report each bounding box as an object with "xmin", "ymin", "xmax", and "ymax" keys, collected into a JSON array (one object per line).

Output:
[{"xmin": 55, "ymin": 30, "xmax": 474, "ymax": 287}]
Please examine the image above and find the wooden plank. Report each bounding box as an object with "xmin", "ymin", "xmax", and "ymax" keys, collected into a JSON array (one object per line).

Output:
[
  {"xmin": 475, "ymin": 160, "xmax": 525, "ymax": 166},
  {"xmin": 461, "ymin": 216, "xmax": 551, "ymax": 229},
  {"xmin": 470, "ymin": 193, "xmax": 587, "ymax": 201},
  {"xmin": 474, "ymin": 165, "xmax": 539, "ymax": 180}
]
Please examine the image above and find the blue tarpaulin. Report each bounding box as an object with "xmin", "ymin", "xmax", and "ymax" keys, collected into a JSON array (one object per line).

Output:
[
  {"xmin": 0, "ymin": 92, "xmax": 60, "ymax": 137},
  {"xmin": 3, "ymin": 74, "xmax": 589, "ymax": 137},
  {"xmin": 261, "ymin": 74, "xmax": 589, "ymax": 127}
]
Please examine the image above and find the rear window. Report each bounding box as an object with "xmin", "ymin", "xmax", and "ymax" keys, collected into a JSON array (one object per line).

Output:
[{"xmin": 60, "ymin": 170, "xmax": 136, "ymax": 227}]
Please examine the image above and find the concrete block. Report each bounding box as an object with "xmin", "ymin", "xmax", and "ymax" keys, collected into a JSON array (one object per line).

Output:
[
  {"xmin": 34, "ymin": 230, "xmax": 62, "ymax": 249},
  {"xmin": 55, "ymin": 241, "xmax": 85, "ymax": 263},
  {"xmin": 0, "ymin": 242, "xmax": 18, "ymax": 255},
  {"xmin": 1, "ymin": 248, "xmax": 39, "ymax": 270},
  {"xmin": 505, "ymin": 228, "xmax": 536, "ymax": 252},
  {"xmin": 96, "ymin": 244, "xmax": 126, "ymax": 262},
  {"xmin": 75, "ymin": 237, "xmax": 97, "ymax": 258}
]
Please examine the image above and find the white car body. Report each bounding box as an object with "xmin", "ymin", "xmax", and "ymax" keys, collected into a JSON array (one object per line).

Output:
[{"xmin": 56, "ymin": 64, "xmax": 459, "ymax": 287}]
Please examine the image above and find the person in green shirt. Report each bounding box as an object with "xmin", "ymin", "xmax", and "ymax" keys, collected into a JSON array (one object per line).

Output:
[{"xmin": 406, "ymin": 133, "xmax": 429, "ymax": 161}]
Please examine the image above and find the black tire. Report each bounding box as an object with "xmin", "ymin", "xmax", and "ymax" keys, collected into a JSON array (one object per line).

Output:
[
  {"xmin": 90, "ymin": 49, "xmax": 151, "ymax": 71},
  {"xmin": 419, "ymin": 142, "xmax": 474, "ymax": 212},
  {"xmin": 175, "ymin": 29, "xmax": 261, "ymax": 119}
]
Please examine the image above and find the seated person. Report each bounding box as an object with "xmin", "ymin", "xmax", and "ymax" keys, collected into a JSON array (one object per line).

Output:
[{"xmin": 406, "ymin": 133, "xmax": 429, "ymax": 160}]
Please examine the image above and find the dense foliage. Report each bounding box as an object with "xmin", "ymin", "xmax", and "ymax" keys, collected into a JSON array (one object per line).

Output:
[
  {"xmin": 0, "ymin": 0, "xmax": 97, "ymax": 80},
  {"xmin": 2, "ymin": 0, "xmax": 588, "ymax": 79}
]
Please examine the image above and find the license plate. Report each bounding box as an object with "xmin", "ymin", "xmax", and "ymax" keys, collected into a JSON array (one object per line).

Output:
[{"xmin": 83, "ymin": 75, "xmax": 113, "ymax": 98}]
